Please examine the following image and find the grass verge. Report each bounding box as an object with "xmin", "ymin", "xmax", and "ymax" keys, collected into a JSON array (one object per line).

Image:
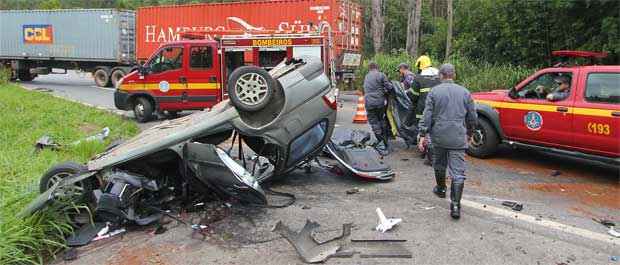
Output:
[{"xmin": 0, "ymin": 84, "xmax": 139, "ymax": 264}]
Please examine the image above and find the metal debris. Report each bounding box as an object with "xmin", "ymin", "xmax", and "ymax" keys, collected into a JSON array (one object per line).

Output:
[
  {"xmin": 272, "ymin": 219, "xmax": 350, "ymax": 263},
  {"xmin": 502, "ymin": 201, "xmax": 524, "ymax": 211},
  {"xmin": 34, "ymin": 135, "xmax": 60, "ymax": 152}
]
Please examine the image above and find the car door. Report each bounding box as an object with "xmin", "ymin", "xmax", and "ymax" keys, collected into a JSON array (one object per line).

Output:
[
  {"xmin": 143, "ymin": 45, "xmax": 186, "ymax": 110},
  {"xmin": 571, "ymin": 70, "xmax": 620, "ymax": 157},
  {"xmin": 499, "ymin": 70, "xmax": 575, "ymax": 147},
  {"xmin": 184, "ymin": 43, "xmax": 222, "ymax": 110}
]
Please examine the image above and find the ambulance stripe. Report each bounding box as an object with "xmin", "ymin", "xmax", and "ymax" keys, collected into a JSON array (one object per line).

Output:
[
  {"xmin": 120, "ymin": 83, "xmax": 220, "ymax": 90},
  {"xmin": 475, "ymin": 99, "xmax": 617, "ymax": 118}
]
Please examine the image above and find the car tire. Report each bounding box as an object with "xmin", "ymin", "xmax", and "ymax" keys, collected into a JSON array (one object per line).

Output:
[
  {"xmin": 227, "ymin": 66, "xmax": 276, "ymax": 112},
  {"xmin": 110, "ymin": 69, "xmax": 126, "ymax": 88},
  {"xmin": 133, "ymin": 97, "xmax": 154, "ymax": 123},
  {"xmin": 94, "ymin": 68, "xmax": 112, "ymax": 87},
  {"xmin": 467, "ymin": 118, "xmax": 499, "ymax": 158},
  {"xmin": 18, "ymin": 69, "xmax": 36, "ymax": 81},
  {"xmin": 39, "ymin": 162, "xmax": 93, "ymax": 201}
]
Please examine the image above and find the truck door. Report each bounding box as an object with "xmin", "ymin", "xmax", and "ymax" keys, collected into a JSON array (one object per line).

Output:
[
  {"xmin": 184, "ymin": 44, "xmax": 221, "ymax": 109},
  {"xmin": 571, "ymin": 71, "xmax": 620, "ymax": 157},
  {"xmin": 143, "ymin": 45, "xmax": 185, "ymax": 110},
  {"xmin": 501, "ymin": 70, "xmax": 575, "ymax": 148}
]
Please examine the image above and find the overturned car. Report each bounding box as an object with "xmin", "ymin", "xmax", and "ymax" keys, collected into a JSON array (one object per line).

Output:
[{"xmin": 21, "ymin": 57, "xmax": 393, "ymax": 227}]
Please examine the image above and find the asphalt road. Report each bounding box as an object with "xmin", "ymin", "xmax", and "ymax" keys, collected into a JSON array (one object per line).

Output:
[{"xmin": 18, "ymin": 73, "xmax": 619, "ymax": 265}]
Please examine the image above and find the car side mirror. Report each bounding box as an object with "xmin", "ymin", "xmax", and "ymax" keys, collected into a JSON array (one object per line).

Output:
[
  {"xmin": 508, "ymin": 87, "xmax": 518, "ymax": 99},
  {"xmin": 139, "ymin": 65, "xmax": 150, "ymax": 76}
]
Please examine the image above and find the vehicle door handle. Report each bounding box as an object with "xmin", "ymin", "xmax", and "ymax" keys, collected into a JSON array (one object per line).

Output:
[
  {"xmin": 556, "ymin": 106, "xmax": 569, "ymax": 112},
  {"xmin": 612, "ymin": 111, "xmax": 620, "ymax": 117},
  {"xmin": 179, "ymin": 76, "xmax": 187, "ymax": 83},
  {"xmin": 209, "ymin": 76, "xmax": 217, "ymax": 83}
]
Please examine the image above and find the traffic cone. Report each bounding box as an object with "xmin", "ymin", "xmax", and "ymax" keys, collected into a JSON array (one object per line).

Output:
[{"xmin": 353, "ymin": 92, "xmax": 368, "ymax": 124}]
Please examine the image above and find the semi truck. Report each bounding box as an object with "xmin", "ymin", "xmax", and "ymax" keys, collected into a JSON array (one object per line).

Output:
[{"xmin": 0, "ymin": 0, "xmax": 362, "ymax": 88}]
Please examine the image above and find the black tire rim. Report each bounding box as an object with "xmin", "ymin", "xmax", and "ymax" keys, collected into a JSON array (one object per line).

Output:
[
  {"xmin": 47, "ymin": 172, "xmax": 84, "ymax": 198},
  {"xmin": 235, "ymin": 72, "xmax": 269, "ymax": 106}
]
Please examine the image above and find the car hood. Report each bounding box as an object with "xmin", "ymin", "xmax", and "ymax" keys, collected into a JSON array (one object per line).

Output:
[
  {"xmin": 472, "ymin": 89, "xmax": 508, "ymax": 101},
  {"xmin": 88, "ymin": 102, "xmax": 238, "ymax": 170}
]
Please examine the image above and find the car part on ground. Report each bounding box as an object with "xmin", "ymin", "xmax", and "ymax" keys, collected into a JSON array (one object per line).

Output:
[
  {"xmin": 273, "ymin": 219, "xmax": 412, "ymax": 263},
  {"xmin": 375, "ymin": 208, "xmax": 402, "ymax": 233},
  {"xmin": 324, "ymin": 128, "xmax": 395, "ymax": 180}
]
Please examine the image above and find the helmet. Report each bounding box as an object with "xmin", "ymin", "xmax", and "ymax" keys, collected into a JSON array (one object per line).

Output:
[{"xmin": 415, "ymin": 55, "xmax": 432, "ymax": 70}]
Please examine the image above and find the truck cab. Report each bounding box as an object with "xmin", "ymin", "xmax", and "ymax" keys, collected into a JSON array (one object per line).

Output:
[
  {"xmin": 469, "ymin": 51, "xmax": 620, "ymax": 166},
  {"xmin": 114, "ymin": 34, "xmax": 327, "ymax": 122}
]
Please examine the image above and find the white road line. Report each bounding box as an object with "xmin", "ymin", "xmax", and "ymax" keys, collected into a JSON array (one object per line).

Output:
[
  {"xmin": 462, "ymin": 199, "xmax": 618, "ymax": 245},
  {"xmin": 91, "ymin": 85, "xmax": 116, "ymax": 92}
]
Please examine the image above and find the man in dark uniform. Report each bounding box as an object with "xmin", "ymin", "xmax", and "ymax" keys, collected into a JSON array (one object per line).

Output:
[
  {"xmin": 398, "ymin": 63, "xmax": 417, "ymax": 129},
  {"xmin": 418, "ymin": 63, "xmax": 477, "ymax": 219},
  {"xmin": 363, "ymin": 62, "xmax": 393, "ymax": 154}
]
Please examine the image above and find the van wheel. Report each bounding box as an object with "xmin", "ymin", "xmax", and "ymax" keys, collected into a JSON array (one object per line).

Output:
[
  {"xmin": 110, "ymin": 69, "xmax": 126, "ymax": 88},
  {"xmin": 227, "ymin": 66, "xmax": 275, "ymax": 112},
  {"xmin": 467, "ymin": 118, "xmax": 499, "ymax": 158},
  {"xmin": 94, "ymin": 68, "xmax": 112, "ymax": 87},
  {"xmin": 133, "ymin": 97, "xmax": 154, "ymax": 123},
  {"xmin": 39, "ymin": 162, "xmax": 93, "ymax": 202},
  {"xmin": 18, "ymin": 70, "xmax": 36, "ymax": 81}
]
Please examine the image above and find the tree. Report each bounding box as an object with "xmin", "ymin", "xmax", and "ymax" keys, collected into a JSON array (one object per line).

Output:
[
  {"xmin": 444, "ymin": 0, "xmax": 453, "ymax": 60},
  {"xmin": 406, "ymin": 0, "xmax": 422, "ymax": 57},
  {"xmin": 370, "ymin": 0, "xmax": 385, "ymax": 53}
]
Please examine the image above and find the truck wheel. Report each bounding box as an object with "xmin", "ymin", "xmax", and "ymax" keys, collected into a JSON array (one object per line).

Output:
[
  {"xmin": 94, "ymin": 68, "xmax": 112, "ymax": 87},
  {"xmin": 39, "ymin": 162, "xmax": 93, "ymax": 202},
  {"xmin": 467, "ymin": 118, "xmax": 499, "ymax": 158},
  {"xmin": 133, "ymin": 97, "xmax": 154, "ymax": 123},
  {"xmin": 110, "ymin": 69, "xmax": 126, "ymax": 88},
  {"xmin": 227, "ymin": 66, "xmax": 275, "ymax": 112},
  {"xmin": 18, "ymin": 70, "xmax": 36, "ymax": 81}
]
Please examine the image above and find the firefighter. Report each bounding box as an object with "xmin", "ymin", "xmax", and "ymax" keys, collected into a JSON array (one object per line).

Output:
[
  {"xmin": 412, "ymin": 56, "xmax": 440, "ymax": 163},
  {"xmin": 417, "ymin": 64, "xmax": 477, "ymax": 219},
  {"xmin": 363, "ymin": 62, "xmax": 394, "ymax": 154}
]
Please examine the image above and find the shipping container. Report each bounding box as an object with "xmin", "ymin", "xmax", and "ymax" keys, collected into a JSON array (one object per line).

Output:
[
  {"xmin": 0, "ymin": 9, "xmax": 135, "ymax": 62},
  {"xmin": 136, "ymin": 0, "xmax": 363, "ymax": 71},
  {"xmin": 0, "ymin": 9, "xmax": 136, "ymax": 86}
]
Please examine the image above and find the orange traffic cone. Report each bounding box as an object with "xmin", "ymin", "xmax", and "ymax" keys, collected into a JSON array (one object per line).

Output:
[{"xmin": 353, "ymin": 92, "xmax": 368, "ymax": 124}]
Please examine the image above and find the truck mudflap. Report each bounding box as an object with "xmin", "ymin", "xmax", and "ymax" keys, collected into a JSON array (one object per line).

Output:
[{"xmin": 323, "ymin": 128, "xmax": 394, "ymax": 181}]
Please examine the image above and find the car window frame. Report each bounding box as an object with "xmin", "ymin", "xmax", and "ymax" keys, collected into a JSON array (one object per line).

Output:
[
  {"xmin": 189, "ymin": 45, "xmax": 214, "ymax": 70},
  {"xmin": 583, "ymin": 72, "xmax": 620, "ymax": 105},
  {"xmin": 517, "ymin": 71, "xmax": 574, "ymax": 102},
  {"xmin": 147, "ymin": 45, "xmax": 184, "ymax": 74}
]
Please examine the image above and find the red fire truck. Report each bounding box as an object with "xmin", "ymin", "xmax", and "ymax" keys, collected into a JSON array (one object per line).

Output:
[{"xmin": 114, "ymin": 33, "xmax": 336, "ymax": 122}]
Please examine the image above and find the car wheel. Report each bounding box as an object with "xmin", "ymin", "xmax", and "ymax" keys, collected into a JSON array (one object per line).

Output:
[
  {"xmin": 94, "ymin": 68, "xmax": 111, "ymax": 87},
  {"xmin": 227, "ymin": 66, "xmax": 276, "ymax": 112},
  {"xmin": 39, "ymin": 162, "xmax": 93, "ymax": 201},
  {"xmin": 110, "ymin": 69, "xmax": 126, "ymax": 88},
  {"xmin": 133, "ymin": 97, "xmax": 155, "ymax": 123},
  {"xmin": 467, "ymin": 118, "xmax": 499, "ymax": 158}
]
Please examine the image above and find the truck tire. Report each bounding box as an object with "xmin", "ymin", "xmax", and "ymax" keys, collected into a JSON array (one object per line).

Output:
[
  {"xmin": 18, "ymin": 69, "xmax": 36, "ymax": 81},
  {"xmin": 110, "ymin": 68, "xmax": 126, "ymax": 88},
  {"xmin": 467, "ymin": 118, "xmax": 499, "ymax": 158},
  {"xmin": 39, "ymin": 162, "xmax": 93, "ymax": 202},
  {"xmin": 227, "ymin": 66, "xmax": 275, "ymax": 112},
  {"xmin": 133, "ymin": 97, "xmax": 155, "ymax": 123},
  {"xmin": 94, "ymin": 68, "xmax": 112, "ymax": 87}
]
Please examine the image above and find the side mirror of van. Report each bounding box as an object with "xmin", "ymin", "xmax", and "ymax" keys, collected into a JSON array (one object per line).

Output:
[
  {"xmin": 508, "ymin": 87, "xmax": 519, "ymax": 99},
  {"xmin": 138, "ymin": 65, "xmax": 150, "ymax": 76}
]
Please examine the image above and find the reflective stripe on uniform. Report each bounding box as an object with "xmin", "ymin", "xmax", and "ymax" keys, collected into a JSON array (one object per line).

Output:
[
  {"xmin": 420, "ymin": 87, "xmax": 432, "ymax": 93},
  {"xmin": 416, "ymin": 114, "xmax": 424, "ymax": 118}
]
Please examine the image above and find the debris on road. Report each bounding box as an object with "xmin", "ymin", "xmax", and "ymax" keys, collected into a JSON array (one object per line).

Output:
[
  {"xmin": 608, "ymin": 227, "xmax": 620, "ymax": 238},
  {"xmin": 611, "ymin": 256, "xmax": 619, "ymax": 262},
  {"xmin": 62, "ymin": 248, "xmax": 78, "ymax": 261},
  {"xmin": 66, "ymin": 222, "xmax": 107, "ymax": 247},
  {"xmin": 273, "ymin": 219, "xmax": 411, "ymax": 263},
  {"xmin": 346, "ymin": 188, "xmax": 360, "ymax": 194},
  {"xmin": 592, "ymin": 218, "xmax": 615, "ymax": 228},
  {"xmin": 502, "ymin": 201, "xmax": 524, "ymax": 211},
  {"xmin": 376, "ymin": 208, "xmax": 401, "ymax": 233},
  {"xmin": 72, "ymin": 127, "xmax": 110, "ymax": 145},
  {"xmin": 550, "ymin": 170, "xmax": 562, "ymax": 176}
]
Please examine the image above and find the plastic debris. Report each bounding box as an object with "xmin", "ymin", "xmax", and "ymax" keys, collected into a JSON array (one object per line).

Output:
[
  {"xmin": 346, "ymin": 188, "xmax": 360, "ymax": 195},
  {"xmin": 92, "ymin": 228, "xmax": 126, "ymax": 241},
  {"xmin": 34, "ymin": 135, "xmax": 60, "ymax": 152},
  {"xmin": 72, "ymin": 127, "xmax": 110, "ymax": 145},
  {"xmin": 608, "ymin": 227, "xmax": 620, "ymax": 238},
  {"xmin": 376, "ymin": 208, "xmax": 401, "ymax": 233}
]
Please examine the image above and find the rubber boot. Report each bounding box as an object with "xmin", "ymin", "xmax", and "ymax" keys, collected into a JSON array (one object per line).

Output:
[
  {"xmin": 432, "ymin": 170, "xmax": 446, "ymax": 198},
  {"xmin": 450, "ymin": 181, "xmax": 464, "ymax": 219}
]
